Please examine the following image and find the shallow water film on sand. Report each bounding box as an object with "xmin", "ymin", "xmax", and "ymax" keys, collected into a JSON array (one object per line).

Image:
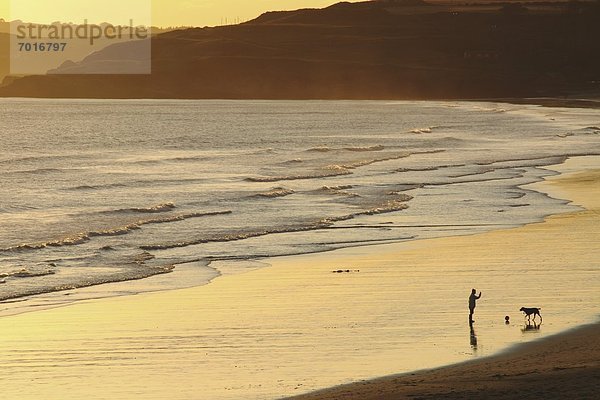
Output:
[{"xmin": 0, "ymin": 100, "xmax": 598, "ymax": 303}]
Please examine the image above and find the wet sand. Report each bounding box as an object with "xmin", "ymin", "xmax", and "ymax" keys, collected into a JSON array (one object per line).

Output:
[
  {"xmin": 288, "ymin": 321, "xmax": 600, "ymax": 400},
  {"xmin": 495, "ymin": 97, "xmax": 600, "ymax": 110},
  {"xmin": 289, "ymin": 157, "xmax": 600, "ymax": 400},
  {"xmin": 0, "ymin": 157, "xmax": 598, "ymax": 399}
]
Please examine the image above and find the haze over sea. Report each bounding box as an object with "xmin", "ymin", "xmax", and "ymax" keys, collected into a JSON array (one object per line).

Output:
[{"xmin": 0, "ymin": 99, "xmax": 598, "ymax": 309}]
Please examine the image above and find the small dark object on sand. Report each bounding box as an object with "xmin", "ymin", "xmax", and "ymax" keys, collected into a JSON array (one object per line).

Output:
[
  {"xmin": 505, "ymin": 315, "xmax": 510, "ymax": 324},
  {"xmin": 332, "ymin": 269, "xmax": 360, "ymax": 274}
]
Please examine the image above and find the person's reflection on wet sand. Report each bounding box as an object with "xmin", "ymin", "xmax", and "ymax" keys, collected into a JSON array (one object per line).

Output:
[{"xmin": 469, "ymin": 321, "xmax": 478, "ymax": 350}]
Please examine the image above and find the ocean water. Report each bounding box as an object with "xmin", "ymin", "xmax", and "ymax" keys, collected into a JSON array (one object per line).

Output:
[{"xmin": 0, "ymin": 99, "xmax": 599, "ymax": 308}]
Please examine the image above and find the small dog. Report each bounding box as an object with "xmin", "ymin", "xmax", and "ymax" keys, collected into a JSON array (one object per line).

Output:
[{"xmin": 520, "ymin": 307, "xmax": 542, "ymax": 322}]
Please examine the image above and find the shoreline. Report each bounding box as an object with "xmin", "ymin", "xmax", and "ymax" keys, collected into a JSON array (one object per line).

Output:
[
  {"xmin": 0, "ymin": 156, "xmax": 597, "ymax": 399},
  {"xmin": 1, "ymin": 147, "xmax": 594, "ymax": 317},
  {"xmin": 0, "ymin": 96, "xmax": 599, "ymax": 109},
  {"xmin": 286, "ymin": 156, "xmax": 600, "ymax": 399},
  {"xmin": 473, "ymin": 96, "xmax": 600, "ymax": 110}
]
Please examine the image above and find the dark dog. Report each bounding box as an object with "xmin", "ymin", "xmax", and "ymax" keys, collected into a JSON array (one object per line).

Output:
[{"xmin": 520, "ymin": 307, "xmax": 542, "ymax": 322}]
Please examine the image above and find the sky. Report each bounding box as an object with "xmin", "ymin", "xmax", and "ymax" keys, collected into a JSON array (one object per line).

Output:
[
  {"xmin": 1, "ymin": 0, "xmax": 363, "ymax": 27},
  {"xmin": 151, "ymin": 0, "xmax": 364, "ymax": 27}
]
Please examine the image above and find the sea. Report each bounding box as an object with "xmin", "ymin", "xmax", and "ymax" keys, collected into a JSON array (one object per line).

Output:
[
  {"xmin": 1, "ymin": 99, "xmax": 600, "ymax": 399},
  {"xmin": 0, "ymin": 99, "xmax": 599, "ymax": 309}
]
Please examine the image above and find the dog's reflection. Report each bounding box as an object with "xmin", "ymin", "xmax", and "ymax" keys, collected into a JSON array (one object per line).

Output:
[
  {"xmin": 521, "ymin": 321, "xmax": 542, "ymax": 333},
  {"xmin": 469, "ymin": 321, "xmax": 478, "ymax": 350}
]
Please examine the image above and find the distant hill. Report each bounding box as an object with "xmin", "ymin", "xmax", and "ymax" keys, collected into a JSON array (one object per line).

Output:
[
  {"xmin": 1, "ymin": 0, "xmax": 599, "ymax": 99},
  {"xmin": 0, "ymin": 20, "xmax": 182, "ymax": 83}
]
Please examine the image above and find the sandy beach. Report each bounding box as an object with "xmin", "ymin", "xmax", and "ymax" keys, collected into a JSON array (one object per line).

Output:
[
  {"xmin": 1, "ymin": 2, "xmax": 599, "ymax": 400},
  {"xmin": 289, "ymin": 321, "xmax": 600, "ymax": 400},
  {"xmin": 289, "ymin": 156, "xmax": 600, "ymax": 399},
  {"xmin": 0, "ymin": 156, "xmax": 598, "ymax": 399}
]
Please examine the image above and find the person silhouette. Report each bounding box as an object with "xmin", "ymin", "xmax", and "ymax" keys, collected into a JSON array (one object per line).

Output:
[{"xmin": 468, "ymin": 288, "xmax": 482, "ymax": 323}]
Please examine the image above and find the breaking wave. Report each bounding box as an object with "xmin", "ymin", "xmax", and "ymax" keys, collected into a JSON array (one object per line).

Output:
[
  {"xmin": 0, "ymin": 268, "xmax": 56, "ymax": 279},
  {"xmin": 1, "ymin": 210, "xmax": 233, "ymax": 253},
  {"xmin": 253, "ymin": 187, "xmax": 296, "ymax": 198},
  {"xmin": 344, "ymin": 145, "xmax": 385, "ymax": 152},
  {"xmin": 307, "ymin": 145, "xmax": 385, "ymax": 152},
  {"xmin": 246, "ymin": 152, "xmax": 435, "ymax": 182},
  {"xmin": 280, "ymin": 158, "xmax": 304, "ymax": 165},
  {"xmin": 306, "ymin": 146, "xmax": 332, "ymax": 152},
  {"xmin": 140, "ymin": 197, "xmax": 412, "ymax": 251},
  {"xmin": 245, "ymin": 169, "xmax": 352, "ymax": 182},
  {"xmin": 124, "ymin": 203, "xmax": 177, "ymax": 213},
  {"xmin": 316, "ymin": 185, "xmax": 359, "ymax": 198},
  {"xmin": 410, "ymin": 125, "xmax": 442, "ymax": 134},
  {"xmin": 99, "ymin": 202, "xmax": 178, "ymax": 214}
]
